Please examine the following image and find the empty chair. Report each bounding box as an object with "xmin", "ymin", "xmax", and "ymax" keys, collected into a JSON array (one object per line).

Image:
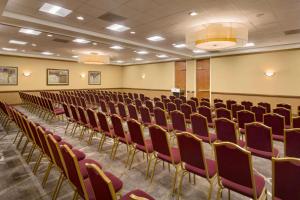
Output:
[
  {"xmin": 214, "ymin": 142, "xmax": 267, "ymax": 200},
  {"xmin": 140, "ymin": 93, "xmax": 145, "ymax": 102},
  {"xmin": 148, "ymin": 125, "xmax": 181, "ymax": 193},
  {"xmin": 161, "ymin": 95, "xmax": 167, "ymax": 101},
  {"xmin": 272, "ymin": 157, "xmax": 300, "ymax": 200},
  {"xmin": 97, "ymin": 112, "xmax": 115, "ymax": 151},
  {"xmin": 124, "ymin": 98, "xmax": 132, "ymax": 105},
  {"xmin": 62, "ymin": 103, "xmax": 74, "ymax": 134},
  {"xmin": 201, "ymin": 98, "xmax": 210, "ymax": 102},
  {"xmin": 166, "ymin": 102, "xmax": 177, "ymax": 114},
  {"xmin": 170, "ymin": 110, "xmax": 191, "ymax": 133},
  {"xmin": 140, "ymin": 106, "xmax": 153, "ymax": 126},
  {"xmin": 180, "ymin": 103, "xmax": 192, "ymax": 123},
  {"xmin": 145, "ymin": 100, "xmax": 154, "ymax": 115},
  {"xmin": 174, "ymin": 98, "xmax": 183, "ymax": 110},
  {"xmin": 186, "ymin": 100, "xmax": 197, "ymax": 112},
  {"xmin": 237, "ymin": 110, "xmax": 255, "ymax": 134},
  {"xmin": 154, "ymin": 101, "xmax": 165, "ymax": 110},
  {"xmin": 215, "ymin": 108, "xmax": 232, "ymax": 120},
  {"xmin": 215, "ymin": 118, "xmax": 245, "ymax": 147},
  {"xmin": 226, "ymin": 100, "xmax": 236, "ymax": 110},
  {"xmin": 163, "ymin": 98, "xmax": 171, "ymax": 108},
  {"xmin": 273, "ymin": 107, "xmax": 292, "ymax": 128},
  {"xmin": 284, "ymin": 128, "xmax": 300, "ymax": 158},
  {"xmin": 153, "ymin": 97, "xmax": 160, "ymax": 102},
  {"xmin": 231, "ymin": 104, "xmax": 245, "ymax": 120},
  {"xmin": 190, "ymin": 97, "xmax": 199, "ymax": 107},
  {"xmin": 258, "ymin": 102, "xmax": 271, "ymax": 113},
  {"xmin": 176, "ymin": 132, "xmax": 216, "ymax": 199},
  {"xmin": 264, "ymin": 113, "xmax": 285, "ymax": 142},
  {"xmin": 134, "ymin": 99, "xmax": 143, "ymax": 112},
  {"xmin": 200, "ymin": 101, "xmax": 210, "ymax": 108},
  {"xmin": 214, "ymin": 98, "xmax": 223, "ymax": 104},
  {"xmin": 153, "ymin": 107, "xmax": 173, "ymax": 131},
  {"xmin": 108, "ymin": 101, "xmax": 117, "ymax": 115},
  {"xmin": 198, "ymin": 106, "xmax": 214, "ymax": 127},
  {"xmin": 117, "ymin": 102, "xmax": 128, "ymax": 121},
  {"xmin": 191, "ymin": 113, "xmax": 216, "ymax": 143},
  {"xmin": 245, "ymin": 122, "xmax": 279, "ymax": 159},
  {"xmin": 251, "ymin": 106, "xmax": 266, "ymax": 122},
  {"xmin": 118, "ymin": 94, "xmax": 124, "ymax": 103},
  {"xmin": 99, "ymin": 100, "xmax": 109, "ymax": 115},
  {"xmin": 214, "ymin": 102, "xmax": 226, "ymax": 109},
  {"xmin": 179, "ymin": 95, "xmax": 186, "ymax": 103},
  {"xmin": 241, "ymin": 101, "xmax": 253, "ymax": 111},
  {"xmin": 292, "ymin": 116, "xmax": 300, "ymax": 128},
  {"xmin": 277, "ymin": 103, "xmax": 291, "ymax": 110},
  {"xmin": 127, "ymin": 104, "xmax": 140, "ymax": 122},
  {"xmin": 169, "ymin": 95, "xmax": 176, "ymax": 102}
]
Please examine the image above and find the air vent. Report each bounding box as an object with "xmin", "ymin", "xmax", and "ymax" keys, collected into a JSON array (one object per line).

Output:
[
  {"xmin": 284, "ymin": 29, "xmax": 300, "ymax": 35},
  {"xmin": 53, "ymin": 38, "xmax": 70, "ymax": 43},
  {"xmin": 98, "ymin": 12, "xmax": 127, "ymax": 22}
]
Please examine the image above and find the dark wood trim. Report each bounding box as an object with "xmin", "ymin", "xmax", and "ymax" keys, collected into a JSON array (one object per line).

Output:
[{"xmin": 212, "ymin": 92, "xmax": 300, "ymax": 99}]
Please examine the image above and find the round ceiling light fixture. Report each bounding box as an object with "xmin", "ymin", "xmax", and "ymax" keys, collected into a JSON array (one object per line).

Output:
[{"xmin": 186, "ymin": 22, "xmax": 248, "ymax": 51}]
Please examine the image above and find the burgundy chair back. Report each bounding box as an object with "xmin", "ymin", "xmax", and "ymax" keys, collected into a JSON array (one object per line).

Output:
[
  {"xmin": 112, "ymin": 93, "xmax": 118, "ymax": 103},
  {"xmin": 154, "ymin": 101, "xmax": 165, "ymax": 110},
  {"xmin": 241, "ymin": 101, "xmax": 253, "ymax": 111},
  {"xmin": 128, "ymin": 93, "xmax": 134, "ymax": 100},
  {"xmin": 140, "ymin": 93, "xmax": 145, "ymax": 102},
  {"xmin": 200, "ymin": 101, "xmax": 210, "ymax": 108},
  {"xmin": 174, "ymin": 98, "xmax": 183, "ymax": 110},
  {"xmin": 153, "ymin": 97, "xmax": 160, "ymax": 102},
  {"xmin": 216, "ymin": 108, "xmax": 232, "ymax": 120},
  {"xmin": 62, "ymin": 103, "xmax": 72, "ymax": 119},
  {"xmin": 133, "ymin": 93, "xmax": 139, "ymax": 100},
  {"xmin": 180, "ymin": 103, "xmax": 192, "ymax": 121},
  {"xmin": 163, "ymin": 98, "xmax": 171, "ymax": 109},
  {"xmin": 154, "ymin": 107, "xmax": 168, "ymax": 128},
  {"xmin": 197, "ymin": 106, "xmax": 213, "ymax": 123},
  {"xmin": 108, "ymin": 101, "xmax": 117, "ymax": 115},
  {"xmin": 258, "ymin": 102, "xmax": 271, "ymax": 113},
  {"xmin": 285, "ymin": 129, "xmax": 300, "ymax": 158},
  {"xmin": 237, "ymin": 110, "xmax": 255, "ymax": 129},
  {"xmin": 201, "ymin": 98, "xmax": 209, "ymax": 102},
  {"xmin": 214, "ymin": 102, "xmax": 226, "ymax": 109},
  {"xmin": 179, "ymin": 96, "xmax": 186, "ymax": 103},
  {"xmin": 145, "ymin": 100, "xmax": 154, "ymax": 114},
  {"xmin": 226, "ymin": 100, "xmax": 237, "ymax": 110},
  {"xmin": 273, "ymin": 107, "xmax": 291, "ymax": 126},
  {"xmin": 118, "ymin": 94, "xmax": 124, "ymax": 103},
  {"xmin": 77, "ymin": 106, "xmax": 88, "ymax": 125},
  {"xmin": 251, "ymin": 106, "xmax": 266, "ymax": 122},
  {"xmin": 186, "ymin": 100, "xmax": 197, "ymax": 112},
  {"xmin": 293, "ymin": 117, "xmax": 300, "ymax": 128},
  {"xmin": 149, "ymin": 125, "xmax": 171, "ymax": 157},
  {"xmin": 190, "ymin": 97, "xmax": 199, "ymax": 107},
  {"xmin": 70, "ymin": 104, "xmax": 80, "ymax": 122},
  {"xmin": 140, "ymin": 106, "xmax": 152, "ymax": 125},
  {"xmin": 97, "ymin": 112, "xmax": 110, "ymax": 133},
  {"xmin": 87, "ymin": 109, "xmax": 99, "ymax": 129},
  {"xmin": 169, "ymin": 95, "xmax": 176, "ymax": 102},
  {"xmin": 277, "ymin": 103, "xmax": 291, "ymax": 110},
  {"xmin": 272, "ymin": 158, "xmax": 300, "ymax": 200},
  {"xmin": 124, "ymin": 98, "xmax": 132, "ymax": 105},
  {"xmin": 170, "ymin": 110, "xmax": 187, "ymax": 132},
  {"xmin": 214, "ymin": 98, "xmax": 223, "ymax": 104},
  {"xmin": 127, "ymin": 119, "xmax": 145, "ymax": 147},
  {"xmin": 117, "ymin": 102, "xmax": 127, "ymax": 119},
  {"xmin": 231, "ymin": 104, "xmax": 245, "ymax": 119},
  {"xmin": 215, "ymin": 118, "xmax": 238, "ymax": 144},
  {"xmin": 166, "ymin": 102, "xmax": 176, "ymax": 114},
  {"xmin": 128, "ymin": 104, "xmax": 139, "ymax": 121},
  {"xmin": 191, "ymin": 113, "xmax": 209, "ymax": 138},
  {"xmin": 264, "ymin": 113, "xmax": 285, "ymax": 137},
  {"xmin": 111, "ymin": 114, "xmax": 126, "ymax": 139},
  {"xmin": 161, "ymin": 95, "xmax": 167, "ymax": 101},
  {"xmin": 47, "ymin": 134, "xmax": 66, "ymax": 175},
  {"xmin": 134, "ymin": 99, "xmax": 142, "ymax": 112}
]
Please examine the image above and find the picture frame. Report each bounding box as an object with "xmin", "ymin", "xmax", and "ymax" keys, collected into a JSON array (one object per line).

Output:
[
  {"xmin": 47, "ymin": 68, "xmax": 69, "ymax": 85},
  {"xmin": 88, "ymin": 71, "xmax": 101, "ymax": 85},
  {"xmin": 0, "ymin": 66, "xmax": 18, "ymax": 85}
]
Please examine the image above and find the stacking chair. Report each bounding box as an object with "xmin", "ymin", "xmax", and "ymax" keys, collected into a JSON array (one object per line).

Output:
[
  {"xmin": 169, "ymin": 95, "xmax": 176, "ymax": 102},
  {"xmin": 86, "ymin": 109, "xmax": 102, "ymax": 145},
  {"xmin": 99, "ymin": 100, "xmax": 109, "ymax": 115},
  {"xmin": 251, "ymin": 106, "xmax": 266, "ymax": 122},
  {"xmin": 125, "ymin": 98, "xmax": 133, "ymax": 105},
  {"xmin": 77, "ymin": 106, "xmax": 91, "ymax": 140},
  {"xmin": 277, "ymin": 103, "xmax": 291, "ymax": 110},
  {"xmin": 273, "ymin": 107, "xmax": 292, "ymax": 128},
  {"xmin": 97, "ymin": 112, "xmax": 115, "ymax": 151},
  {"xmin": 214, "ymin": 102, "xmax": 226, "ymax": 109},
  {"xmin": 153, "ymin": 107, "xmax": 173, "ymax": 131},
  {"xmin": 166, "ymin": 102, "xmax": 177, "ymax": 114},
  {"xmin": 214, "ymin": 99, "xmax": 223, "ymax": 104},
  {"xmin": 154, "ymin": 101, "xmax": 165, "ymax": 110},
  {"xmin": 148, "ymin": 125, "xmax": 181, "ymax": 193},
  {"xmin": 245, "ymin": 122, "xmax": 279, "ymax": 159},
  {"xmin": 180, "ymin": 95, "xmax": 186, "ymax": 103},
  {"xmin": 117, "ymin": 102, "xmax": 128, "ymax": 121},
  {"xmin": 226, "ymin": 100, "xmax": 236, "ymax": 110},
  {"xmin": 128, "ymin": 104, "xmax": 140, "ymax": 122},
  {"xmin": 62, "ymin": 103, "xmax": 74, "ymax": 134},
  {"xmin": 241, "ymin": 101, "xmax": 253, "ymax": 111},
  {"xmin": 200, "ymin": 101, "xmax": 211, "ymax": 108},
  {"xmin": 198, "ymin": 106, "xmax": 214, "ymax": 127},
  {"xmin": 170, "ymin": 110, "xmax": 192, "ymax": 133},
  {"xmin": 258, "ymin": 102, "xmax": 271, "ymax": 113},
  {"xmin": 272, "ymin": 157, "xmax": 300, "ymax": 200},
  {"xmin": 153, "ymin": 97, "xmax": 160, "ymax": 102},
  {"xmin": 140, "ymin": 106, "xmax": 154, "ymax": 126},
  {"xmin": 174, "ymin": 98, "xmax": 183, "ymax": 110},
  {"xmin": 161, "ymin": 95, "xmax": 167, "ymax": 101},
  {"xmin": 108, "ymin": 101, "xmax": 117, "ymax": 115},
  {"xmin": 237, "ymin": 110, "xmax": 255, "ymax": 135},
  {"xmin": 180, "ymin": 103, "xmax": 192, "ymax": 123},
  {"xmin": 70, "ymin": 105, "xmax": 85, "ymax": 135},
  {"xmin": 231, "ymin": 104, "xmax": 245, "ymax": 120},
  {"xmin": 86, "ymin": 163, "xmax": 155, "ymax": 200},
  {"xmin": 135, "ymin": 99, "xmax": 143, "ymax": 112},
  {"xmin": 292, "ymin": 116, "xmax": 300, "ymax": 128},
  {"xmin": 127, "ymin": 119, "xmax": 154, "ymax": 172},
  {"xmin": 190, "ymin": 97, "xmax": 199, "ymax": 107},
  {"xmin": 176, "ymin": 132, "xmax": 216, "ymax": 199},
  {"xmin": 186, "ymin": 100, "xmax": 197, "ymax": 112},
  {"xmin": 145, "ymin": 100, "xmax": 154, "ymax": 115},
  {"xmin": 215, "ymin": 108, "xmax": 232, "ymax": 120},
  {"xmin": 215, "ymin": 118, "xmax": 245, "ymax": 147},
  {"xmin": 190, "ymin": 113, "xmax": 216, "ymax": 144},
  {"xmin": 284, "ymin": 128, "xmax": 300, "ymax": 158},
  {"xmin": 214, "ymin": 142, "xmax": 267, "ymax": 200},
  {"xmin": 264, "ymin": 113, "xmax": 285, "ymax": 142}
]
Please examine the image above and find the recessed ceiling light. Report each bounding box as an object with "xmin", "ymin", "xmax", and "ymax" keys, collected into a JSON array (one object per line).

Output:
[
  {"xmin": 92, "ymin": 42, "xmax": 98, "ymax": 46},
  {"xmin": 130, "ymin": 31, "xmax": 136, "ymax": 34},
  {"xmin": 244, "ymin": 42, "xmax": 255, "ymax": 47},
  {"xmin": 110, "ymin": 45, "xmax": 124, "ymax": 50},
  {"xmin": 135, "ymin": 58, "xmax": 143, "ymax": 61},
  {"xmin": 172, "ymin": 43, "xmax": 186, "ymax": 48},
  {"xmin": 47, "ymin": 34, "xmax": 53, "ymax": 37},
  {"xmin": 21, "ymin": 50, "xmax": 26, "ymax": 52},
  {"xmin": 2, "ymin": 47, "xmax": 17, "ymax": 51},
  {"xmin": 135, "ymin": 50, "xmax": 148, "ymax": 55},
  {"xmin": 41, "ymin": 51, "xmax": 54, "ymax": 55},
  {"xmin": 19, "ymin": 28, "xmax": 41, "ymax": 35},
  {"xmin": 31, "ymin": 43, "xmax": 37, "ymax": 47},
  {"xmin": 189, "ymin": 11, "xmax": 198, "ymax": 16},
  {"xmin": 9, "ymin": 40, "xmax": 27, "ymax": 45},
  {"xmin": 106, "ymin": 24, "xmax": 130, "ymax": 32},
  {"xmin": 116, "ymin": 60, "xmax": 124, "ymax": 63},
  {"xmin": 77, "ymin": 16, "xmax": 84, "ymax": 20},
  {"xmin": 193, "ymin": 49, "xmax": 206, "ymax": 54},
  {"xmin": 39, "ymin": 3, "xmax": 72, "ymax": 17},
  {"xmin": 73, "ymin": 38, "xmax": 90, "ymax": 44},
  {"xmin": 156, "ymin": 54, "xmax": 168, "ymax": 58},
  {"xmin": 147, "ymin": 35, "xmax": 165, "ymax": 41},
  {"xmin": 56, "ymin": 54, "xmax": 60, "ymax": 56},
  {"xmin": 72, "ymin": 55, "xmax": 79, "ymax": 58}
]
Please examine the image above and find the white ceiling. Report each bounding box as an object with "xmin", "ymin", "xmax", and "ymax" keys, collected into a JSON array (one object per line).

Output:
[{"xmin": 1, "ymin": 0, "xmax": 300, "ymax": 65}]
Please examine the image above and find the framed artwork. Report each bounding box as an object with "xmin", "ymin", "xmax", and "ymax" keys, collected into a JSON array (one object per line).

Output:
[
  {"xmin": 47, "ymin": 69, "xmax": 69, "ymax": 85},
  {"xmin": 88, "ymin": 71, "xmax": 101, "ymax": 85},
  {"xmin": 0, "ymin": 66, "xmax": 18, "ymax": 85}
]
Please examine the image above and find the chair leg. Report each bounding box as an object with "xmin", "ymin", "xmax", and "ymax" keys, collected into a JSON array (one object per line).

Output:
[
  {"xmin": 207, "ymin": 181, "xmax": 213, "ymax": 200},
  {"xmin": 112, "ymin": 141, "xmax": 120, "ymax": 160},
  {"xmin": 13, "ymin": 131, "xmax": 21, "ymax": 144},
  {"xmin": 42, "ymin": 162, "xmax": 53, "ymax": 187},
  {"xmin": 72, "ymin": 191, "xmax": 79, "ymax": 200},
  {"xmin": 98, "ymin": 134, "xmax": 106, "ymax": 151},
  {"xmin": 26, "ymin": 144, "xmax": 36, "ymax": 163},
  {"xmin": 87, "ymin": 130, "xmax": 94, "ymax": 145},
  {"xmin": 146, "ymin": 154, "xmax": 153, "ymax": 179},
  {"xmin": 33, "ymin": 152, "xmax": 43, "ymax": 174},
  {"xmin": 21, "ymin": 139, "xmax": 29, "ymax": 155},
  {"xmin": 150, "ymin": 157, "xmax": 159, "ymax": 183},
  {"xmin": 228, "ymin": 189, "xmax": 231, "ymax": 200},
  {"xmin": 52, "ymin": 173, "xmax": 64, "ymax": 200},
  {"xmin": 177, "ymin": 170, "xmax": 187, "ymax": 197},
  {"xmin": 217, "ymin": 187, "xmax": 223, "ymax": 200},
  {"xmin": 172, "ymin": 165, "xmax": 180, "ymax": 194},
  {"xmin": 16, "ymin": 134, "xmax": 24, "ymax": 149},
  {"xmin": 128, "ymin": 148, "xmax": 137, "ymax": 169},
  {"xmin": 64, "ymin": 122, "xmax": 70, "ymax": 135}
]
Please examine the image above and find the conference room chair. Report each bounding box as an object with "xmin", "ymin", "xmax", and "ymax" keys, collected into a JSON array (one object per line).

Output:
[
  {"xmin": 134, "ymin": 93, "xmax": 139, "ymax": 100},
  {"xmin": 231, "ymin": 104, "xmax": 245, "ymax": 120},
  {"xmin": 176, "ymin": 132, "xmax": 216, "ymax": 199},
  {"xmin": 97, "ymin": 112, "xmax": 115, "ymax": 151},
  {"xmin": 140, "ymin": 93, "xmax": 145, "ymax": 102},
  {"xmin": 241, "ymin": 101, "xmax": 253, "ymax": 111},
  {"xmin": 276, "ymin": 103, "xmax": 292, "ymax": 110},
  {"xmin": 166, "ymin": 102, "xmax": 177, "ymax": 114},
  {"xmin": 108, "ymin": 101, "xmax": 118, "ymax": 115},
  {"xmin": 186, "ymin": 100, "xmax": 197, "ymax": 112},
  {"xmin": 140, "ymin": 106, "xmax": 154, "ymax": 126},
  {"xmin": 62, "ymin": 103, "xmax": 75, "ymax": 134},
  {"xmin": 86, "ymin": 163, "xmax": 155, "ymax": 200},
  {"xmin": 201, "ymin": 98, "xmax": 210, "ymax": 102},
  {"xmin": 145, "ymin": 100, "xmax": 154, "ymax": 115},
  {"xmin": 169, "ymin": 95, "xmax": 176, "ymax": 102},
  {"xmin": 180, "ymin": 103, "xmax": 192, "ymax": 123},
  {"xmin": 112, "ymin": 93, "xmax": 118, "ymax": 104},
  {"xmin": 215, "ymin": 118, "xmax": 245, "ymax": 147},
  {"xmin": 127, "ymin": 119, "xmax": 154, "ymax": 173},
  {"xmin": 197, "ymin": 106, "xmax": 214, "ymax": 128},
  {"xmin": 292, "ymin": 116, "xmax": 300, "ymax": 128},
  {"xmin": 154, "ymin": 100, "xmax": 165, "ymax": 110},
  {"xmin": 245, "ymin": 122, "xmax": 279, "ymax": 159},
  {"xmin": 118, "ymin": 94, "xmax": 124, "ymax": 103},
  {"xmin": 170, "ymin": 110, "xmax": 192, "ymax": 133},
  {"xmin": 117, "ymin": 102, "xmax": 128, "ymax": 121},
  {"xmin": 77, "ymin": 106, "xmax": 91, "ymax": 140},
  {"xmin": 127, "ymin": 104, "xmax": 140, "ymax": 122},
  {"xmin": 86, "ymin": 108, "xmax": 102, "ymax": 145},
  {"xmin": 190, "ymin": 113, "xmax": 216, "ymax": 144},
  {"xmin": 272, "ymin": 157, "xmax": 300, "ymax": 200},
  {"xmin": 214, "ymin": 102, "xmax": 227, "ymax": 109},
  {"xmin": 148, "ymin": 125, "xmax": 181, "ymax": 194},
  {"xmin": 163, "ymin": 98, "xmax": 171, "ymax": 108},
  {"xmin": 200, "ymin": 100, "xmax": 211, "ymax": 108},
  {"xmin": 128, "ymin": 92, "xmax": 134, "ymax": 100},
  {"xmin": 214, "ymin": 142, "xmax": 267, "ymax": 200},
  {"xmin": 125, "ymin": 97, "xmax": 133, "ymax": 105},
  {"xmin": 70, "ymin": 104, "xmax": 85, "ymax": 136},
  {"xmin": 251, "ymin": 106, "xmax": 266, "ymax": 122},
  {"xmin": 284, "ymin": 128, "xmax": 300, "ymax": 158},
  {"xmin": 134, "ymin": 99, "xmax": 143, "ymax": 113},
  {"xmin": 213, "ymin": 98, "xmax": 223, "ymax": 104},
  {"xmin": 273, "ymin": 107, "xmax": 292, "ymax": 128},
  {"xmin": 215, "ymin": 108, "xmax": 232, "ymax": 120},
  {"xmin": 237, "ymin": 110, "xmax": 255, "ymax": 135},
  {"xmin": 161, "ymin": 95, "xmax": 167, "ymax": 101},
  {"xmin": 180, "ymin": 95, "xmax": 186, "ymax": 103},
  {"xmin": 153, "ymin": 107, "xmax": 173, "ymax": 132},
  {"xmin": 264, "ymin": 113, "xmax": 285, "ymax": 142},
  {"xmin": 174, "ymin": 98, "xmax": 183, "ymax": 110},
  {"xmin": 258, "ymin": 102, "xmax": 271, "ymax": 113},
  {"xmin": 190, "ymin": 97, "xmax": 199, "ymax": 107},
  {"xmin": 226, "ymin": 100, "xmax": 237, "ymax": 110},
  {"xmin": 99, "ymin": 99, "xmax": 109, "ymax": 115}
]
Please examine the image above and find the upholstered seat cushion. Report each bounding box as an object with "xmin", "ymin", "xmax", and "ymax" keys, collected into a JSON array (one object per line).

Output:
[
  {"xmin": 273, "ymin": 134, "xmax": 284, "ymax": 142},
  {"xmin": 221, "ymin": 174, "xmax": 265, "ymax": 199},
  {"xmin": 80, "ymin": 159, "xmax": 102, "ymax": 179},
  {"xmin": 160, "ymin": 124, "xmax": 173, "ymax": 131},
  {"xmin": 72, "ymin": 149, "xmax": 86, "ymax": 161},
  {"xmin": 58, "ymin": 141, "xmax": 73, "ymax": 149},
  {"xmin": 105, "ymin": 172, "xmax": 123, "ymax": 192},
  {"xmin": 52, "ymin": 134, "xmax": 62, "ymax": 142},
  {"xmin": 136, "ymin": 139, "xmax": 154, "ymax": 153},
  {"xmin": 247, "ymin": 147, "xmax": 279, "ymax": 159},
  {"xmin": 239, "ymin": 128, "xmax": 245, "ymax": 134},
  {"xmin": 238, "ymin": 140, "xmax": 246, "ymax": 147},
  {"xmin": 54, "ymin": 108, "xmax": 64, "ymax": 115},
  {"xmin": 195, "ymin": 133, "xmax": 217, "ymax": 143},
  {"xmin": 185, "ymin": 159, "xmax": 216, "ymax": 178},
  {"xmin": 158, "ymin": 147, "xmax": 181, "ymax": 164},
  {"xmin": 208, "ymin": 122, "xmax": 214, "ymax": 128},
  {"xmin": 120, "ymin": 189, "xmax": 155, "ymax": 200}
]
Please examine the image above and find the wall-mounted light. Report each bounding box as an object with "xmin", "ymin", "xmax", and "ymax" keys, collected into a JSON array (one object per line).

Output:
[
  {"xmin": 264, "ymin": 71, "xmax": 275, "ymax": 77},
  {"xmin": 23, "ymin": 71, "xmax": 32, "ymax": 77},
  {"xmin": 80, "ymin": 73, "xmax": 86, "ymax": 78},
  {"xmin": 141, "ymin": 73, "xmax": 146, "ymax": 79}
]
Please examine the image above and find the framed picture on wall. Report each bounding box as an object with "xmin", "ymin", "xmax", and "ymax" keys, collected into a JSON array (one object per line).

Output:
[
  {"xmin": 88, "ymin": 71, "xmax": 101, "ymax": 85},
  {"xmin": 47, "ymin": 69, "xmax": 69, "ymax": 85},
  {"xmin": 0, "ymin": 66, "xmax": 18, "ymax": 85}
]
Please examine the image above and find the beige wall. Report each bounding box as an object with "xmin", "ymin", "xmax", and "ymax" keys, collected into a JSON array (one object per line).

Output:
[{"xmin": 122, "ymin": 62, "xmax": 175, "ymax": 90}]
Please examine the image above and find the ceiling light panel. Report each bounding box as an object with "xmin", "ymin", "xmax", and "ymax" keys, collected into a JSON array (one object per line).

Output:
[
  {"xmin": 9, "ymin": 40, "xmax": 27, "ymax": 45},
  {"xmin": 19, "ymin": 28, "xmax": 41, "ymax": 35},
  {"xmin": 106, "ymin": 24, "xmax": 130, "ymax": 32},
  {"xmin": 172, "ymin": 43, "xmax": 186, "ymax": 48},
  {"xmin": 110, "ymin": 45, "xmax": 124, "ymax": 50},
  {"xmin": 156, "ymin": 54, "xmax": 168, "ymax": 58},
  {"xmin": 135, "ymin": 50, "xmax": 148, "ymax": 55},
  {"xmin": 39, "ymin": 3, "xmax": 72, "ymax": 17},
  {"xmin": 2, "ymin": 48, "xmax": 17, "ymax": 51},
  {"xmin": 41, "ymin": 51, "xmax": 54, "ymax": 55},
  {"xmin": 147, "ymin": 35, "xmax": 165, "ymax": 41},
  {"xmin": 73, "ymin": 38, "xmax": 90, "ymax": 44},
  {"xmin": 135, "ymin": 58, "xmax": 143, "ymax": 61}
]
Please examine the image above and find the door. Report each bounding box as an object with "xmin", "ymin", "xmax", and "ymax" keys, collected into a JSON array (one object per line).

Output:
[
  {"xmin": 175, "ymin": 61, "xmax": 186, "ymax": 95},
  {"xmin": 196, "ymin": 59, "xmax": 210, "ymax": 99}
]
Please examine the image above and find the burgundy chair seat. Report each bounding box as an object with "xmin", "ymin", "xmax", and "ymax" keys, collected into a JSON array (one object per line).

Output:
[
  {"xmin": 160, "ymin": 124, "xmax": 173, "ymax": 131},
  {"xmin": 72, "ymin": 149, "xmax": 86, "ymax": 161},
  {"xmin": 52, "ymin": 134, "xmax": 62, "ymax": 142},
  {"xmin": 239, "ymin": 128, "xmax": 245, "ymax": 134},
  {"xmin": 58, "ymin": 141, "xmax": 73, "ymax": 149},
  {"xmin": 120, "ymin": 189, "xmax": 155, "ymax": 200},
  {"xmin": 195, "ymin": 133, "xmax": 217, "ymax": 143},
  {"xmin": 54, "ymin": 108, "xmax": 64, "ymax": 115},
  {"xmin": 157, "ymin": 147, "xmax": 181, "ymax": 164},
  {"xmin": 143, "ymin": 120, "xmax": 155, "ymax": 127},
  {"xmin": 174, "ymin": 127, "xmax": 192, "ymax": 133},
  {"xmin": 222, "ymin": 174, "xmax": 265, "ymax": 199},
  {"xmin": 208, "ymin": 122, "xmax": 214, "ymax": 128},
  {"xmin": 238, "ymin": 140, "xmax": 246, "ymax": 147},
  {"xmin": 185, "ymin": 159, "xmax": 216, "ymax": 178},
  {"xmin": 247, "ymin": 147, "xmax": 279, "ymax": 159},
  {"xmin": 285, "ymin": 125, "xmax": 291, "ymax": 129},
  {"xmin": 273, "ymin": 134, "xmax": 284, "ymax": 142},
  {"xmin": 80, "ymin": 159, "xmax": 102, "ymax": 179},
  {"xmin": 136, "ymin": 139, "xmax": 154, "ymax": 153},
  {"xmin": 118, "ymin": 133, "xmax": 132, "ymax": 144},
  {"xmin": 105, "ymin": 172, "xmax": 124, "ymax": 192}
]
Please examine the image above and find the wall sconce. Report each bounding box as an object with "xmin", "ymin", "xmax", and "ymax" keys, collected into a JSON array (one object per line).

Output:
[
  {"xmin": 80, "ymin": 73, "xmax": 86, "ymax": 78},
  {"xmin": 264, "ymin": 71, "xmax": 275, "ymax": 77},
  {"xmin": 23, "ymin": 71, "xmax": 32, "ymax": 77},
  {"xmin": 141, "ymin": 73, "xmax": 146, "ymax": 79}
]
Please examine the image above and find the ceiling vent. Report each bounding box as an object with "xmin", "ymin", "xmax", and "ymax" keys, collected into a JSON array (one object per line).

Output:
[
  {"xmin": 98, "ymin": 12, "xmax": 127, "ymax": 22},
  {"xmin": 53, "ymin": 38, "xmax": 70, "ymax": 43},
  {"xmin": 284, "ymin": 29, "xmax": 300, "ymax": 35}
]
